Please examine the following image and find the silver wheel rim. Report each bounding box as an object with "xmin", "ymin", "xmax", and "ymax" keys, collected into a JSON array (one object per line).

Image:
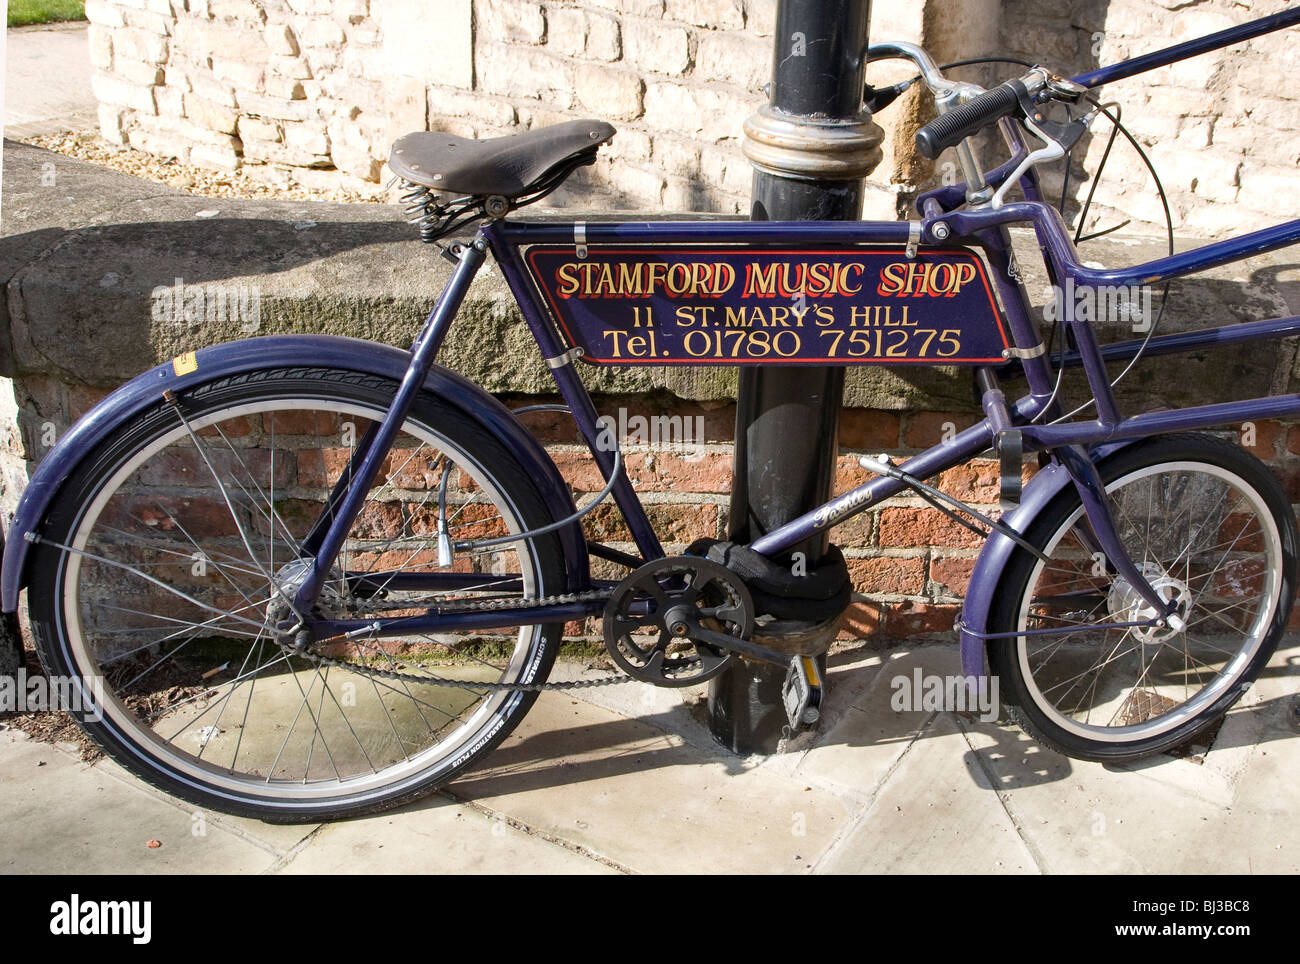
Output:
[
  {"xmin": 57, "ymin": 394, "xmax": 546, "ymax": 807},
  {"xmin": 1014, "ymin": 460, "xmax": 1282, "ymax": 743}
]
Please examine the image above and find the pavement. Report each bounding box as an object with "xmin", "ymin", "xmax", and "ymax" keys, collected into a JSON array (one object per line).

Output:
[
  {"xmin": 3, "ymin": 23, "xmax": 97, "ymax": 139},
  {"xmin": 1, "ymin": 19, "xmax": 1299, "ymax": 876},
  {"xmin": 2, "ymin": 639, "xmax": 1298, "ymax": 874}
]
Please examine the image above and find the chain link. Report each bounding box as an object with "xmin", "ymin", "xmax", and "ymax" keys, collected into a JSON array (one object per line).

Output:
[{"xmin": 274, "ymin": 588, "xmax": 631, "ymax": 692}]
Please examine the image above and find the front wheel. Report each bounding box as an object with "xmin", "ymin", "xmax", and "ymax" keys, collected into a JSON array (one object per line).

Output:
[
  {"xmin": 988, "ymin": 433, "xmax": 1297, "ymax": 762},
  {"xmin": 28, "ymin": 367, "xmax": 569, "ymax": 822}
]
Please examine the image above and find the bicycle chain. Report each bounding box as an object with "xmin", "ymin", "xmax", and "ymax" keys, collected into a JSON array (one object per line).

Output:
[{"xmin": 271, "ymin": 588, "xmax": 632, "ymax": 692}]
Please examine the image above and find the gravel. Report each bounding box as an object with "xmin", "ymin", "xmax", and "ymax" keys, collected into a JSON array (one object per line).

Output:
[{"xmin": 19, "ymin": 130, "xmax": 389, "ymax": 204}]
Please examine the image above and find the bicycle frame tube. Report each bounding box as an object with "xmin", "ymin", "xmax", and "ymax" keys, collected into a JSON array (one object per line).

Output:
[
  {"xmin": 1070, "ymin": 7, "xmax": 1300, "ymax": 90},
  {"xmin": 291, "ymin": 238, "xmax": 488, "ymax": 612}
]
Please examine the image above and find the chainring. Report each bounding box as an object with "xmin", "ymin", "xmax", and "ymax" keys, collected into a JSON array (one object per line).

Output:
[{"xmin": 602, "ymin": 556, "xmax": 755, "ymax": 687}]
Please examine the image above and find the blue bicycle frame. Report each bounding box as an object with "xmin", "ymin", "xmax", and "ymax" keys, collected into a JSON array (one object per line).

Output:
[{"xmin": 279, "ymin": 7, "xmax": 1300, "ymax": 652}]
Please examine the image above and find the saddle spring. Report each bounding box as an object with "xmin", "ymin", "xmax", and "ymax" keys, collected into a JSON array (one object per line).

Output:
[{"xmin": 396, "ymin": 179, "xmax": 485, "ymax": 243}]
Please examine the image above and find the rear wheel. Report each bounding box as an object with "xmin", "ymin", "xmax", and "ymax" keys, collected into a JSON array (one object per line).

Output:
[
  {"xmin": 988, "ymin": 434, "xmax": 1297, "ymax": 762},
  {"xmin": 28, "ymin": 367, "xmax": 568, "ymax": 821}
]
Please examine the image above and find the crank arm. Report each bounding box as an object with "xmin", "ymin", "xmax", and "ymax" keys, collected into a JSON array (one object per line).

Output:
[
  {"xmin": 674, "ymin": 617, "xmax": 789, "ymax": 667},
  {"xmin": 677, "ymin": 617, "xmax": 824, "ymax": 732}
]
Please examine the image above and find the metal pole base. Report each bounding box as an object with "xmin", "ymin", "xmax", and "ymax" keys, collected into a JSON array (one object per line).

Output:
[{"xmin": 708, "ymin": 651, "xmax": 830, "ymax": 755}]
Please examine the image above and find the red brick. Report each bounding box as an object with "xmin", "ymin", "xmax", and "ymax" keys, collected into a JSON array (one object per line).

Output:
[
  {"xmin": 929, "ymin": 555, "xmax": 977, "ymax": 596},
  {"xmin": 886, "ymin": 600, "xmax": 958, "ymax": 637},
  {"xmin": 317, "ymin": 637, "xmax": 411, "ymax": 659},
  {"xmin": 878, "ymin": 506, "xmax": 984, "ymax": 549},
  {"xmin": 385, "ymin": 445, "xmax": 447, "ymax": 491},
  {"xmin": 838, "ymin": 409, "xmax": 901, "ymax": 450},
  {"xmin": 349, "ymin": 548, "xmax": 441, "ymax": 572},
  {"xmin": 1241, "ymin": 418, "xmax": 1283, "ymax": 458},
  {"xmin": 353, "ymin": 501, "xmax": 405, "ymax": 539},
  {"xmin": 837, "ymin": 600, "xmax": 884, "ymax": 639},
  {"xmin": 197, "ymin": 414, "xmax": 258, "ymax": 438},
  {"xmin": 137, "ymin": 448, "xmax": 207, "ymax": 487},
  {"xmin": 251, "ymin": 497, "xmax": 320, "ymax": 536},
  {"xmin": 268, "ymin": 410, "xmax": 345, "ymax": 437},
  {"xmin": 1286, "ymin": 592, "xmax": 1300, "ymax": 631},
  {"xmin": 585, "ymin": 502, "xmax": 718, "ymax": 543},
  {"xmin": 936, "ymin": 460, "xmax": 999, "ymax": 504},
  {"xmin": 903, "ymin": 411, "xmax": 980, "ymax": 449},
  {"xmin": 1284, "ymin": 469, "xmax": 1300, "ymax": 504},
  {"xmin": 623, "ymin": 451, "xmax": 733, "ymax": 493},
  {"xmin": 67, "ymin": 384, "xmax": 111, "ymax": 422},
  {"xmin": 834, "ymin": 509, "xmax": 874, "ymax": 547},
  {"xmin": 504, "ymin": 398, "xmax": 581, "ymax": 443},
  {"xmin": 1217, "ymin": 512, "xmax": 1267, "ymax": 553},
  {"xmin": 117, "ymin": 493, "xmax": 245, "ymax": 538},
  {"xmin": 562, "ymin": 617, "xmax": 600, "ymax": 638},
  {"xmin": 1210, "ymin": 557, "xmax": 1268, "ymax": 601},
  {"xmin": 411, "ymin": 501, "xmax": 510, "ymax": 540},
  {"xmin": 833, "ymin": 454, "xmax": 869, "ymax": 496},
  {"xmin": 603, "ymin": 400, "xmax": 735, "ymax": 444},
  {"xmin": 845, "ymin": 555, "xmax": 926, "ymax": 595},
  {"xmin": 296, "ymin": 447, "xmax": 351, "ymax": 489},
  {"xmin": 550, "ymin": 449, "xmax": 612, "ymax": 492}
]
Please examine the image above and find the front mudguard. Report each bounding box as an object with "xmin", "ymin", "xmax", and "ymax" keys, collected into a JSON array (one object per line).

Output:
[
  {"xmin": 1, "ymin": 334, "xmax": 590, "ymax": 611},
  {"xmin": 959, "ymin": 441, "xmax": 1135, "ymax": 680}
]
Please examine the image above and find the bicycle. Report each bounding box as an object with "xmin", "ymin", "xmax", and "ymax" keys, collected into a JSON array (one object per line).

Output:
[{"xmin": 4, "ymin": 8, "xmax": 1300, "ymax": 823}]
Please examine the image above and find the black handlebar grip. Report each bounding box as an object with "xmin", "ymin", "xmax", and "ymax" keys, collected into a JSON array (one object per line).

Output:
[{"xmin": 915, "ymin": 80, "xmax": 1025, "ymax": 160}]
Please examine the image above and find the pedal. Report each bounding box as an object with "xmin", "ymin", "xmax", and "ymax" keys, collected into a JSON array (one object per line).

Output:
[{"xmin": 781, "ymin": 655, "xmax": 823, "ymax": 730}]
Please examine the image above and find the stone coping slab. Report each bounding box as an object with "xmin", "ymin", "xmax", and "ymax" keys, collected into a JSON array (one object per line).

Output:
[{"xmin": 3, "ymin": 139, "xmax": 1300, "ymax": 413}]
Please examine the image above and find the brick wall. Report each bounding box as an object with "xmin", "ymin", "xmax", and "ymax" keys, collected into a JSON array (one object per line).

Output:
[{"xmin": 16, "ymin": 370, "xmax": 1300, "ymax": 643}]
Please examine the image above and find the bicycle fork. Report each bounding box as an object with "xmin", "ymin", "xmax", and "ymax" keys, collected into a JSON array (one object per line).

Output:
[
  {"xmin": 1055, "ymin": 444, "xmax": 1185, "ymax": 629},
  {"xmin": 977, "ymin": 363, "xmax": 1180, "ymax": 630}
]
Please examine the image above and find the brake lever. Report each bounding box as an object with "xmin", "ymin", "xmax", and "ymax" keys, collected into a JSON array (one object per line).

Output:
[
  {"xmin": 988, "ymin": 87, "xmax": 1090, "ymax": 209},
  {"xmin": 1018, "ymin": 85, "xmax": 1090, "ymax": 152}
]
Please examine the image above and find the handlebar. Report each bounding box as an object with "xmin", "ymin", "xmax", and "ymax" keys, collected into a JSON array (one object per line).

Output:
[{"xmin": 914, "ymin": 80, "xmax": 1027, "ymax": 159}]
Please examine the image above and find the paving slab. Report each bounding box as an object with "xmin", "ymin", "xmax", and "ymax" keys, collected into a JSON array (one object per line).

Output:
[
  {"xmin": 86, "ymin": 754, "xmax": 321, "ymax": 857},
  {"xmin": 446, "ymin": 691, "xmax": 854, "ymax": 874},
  {"xmin": 0, "ymin": 730, "xmax": 278, "ymax": 873},
  {"xmin": 4, "ymin": 24, "xmax": 97, "ymax": 138},
  {"xmin": 789, "ymin": 645, "xmax": 957, "ymax": 799},
  {"xmin": 961, "ymin": 711, "xmax": 1298, "ymax": 873},
  {"xmin": 814, "ymin": 711, "xmax": 1039, "ymax": 873},
  {"xmin": 275, "ymin": 794, "xmax": 618, "ymax": 875},
  {"xmin": 0, "ymin": 637, "xmax": 1295, "ymax": 873}
]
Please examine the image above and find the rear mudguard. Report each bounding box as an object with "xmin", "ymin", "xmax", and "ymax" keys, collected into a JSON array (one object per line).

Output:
[
  {"xmin": 959, "ymin": 440, "xmax": 1136, "ymax": 680},
  {"xmin": 1, "ymin": 334, "xmax": 590, "ymax": 611}
]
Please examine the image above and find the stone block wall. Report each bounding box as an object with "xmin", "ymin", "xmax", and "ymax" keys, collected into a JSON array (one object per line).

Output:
[
  {"xmin": 84, "ymin": 0, "xmax": 1300, "ymax": 232},
  {"xmin": 997, "ymin": 0, "xmax": 1300, "ymax": 238},
  {"xmin": 86, "ymin": 0, "xmax": 775, "ymax": 210}
]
